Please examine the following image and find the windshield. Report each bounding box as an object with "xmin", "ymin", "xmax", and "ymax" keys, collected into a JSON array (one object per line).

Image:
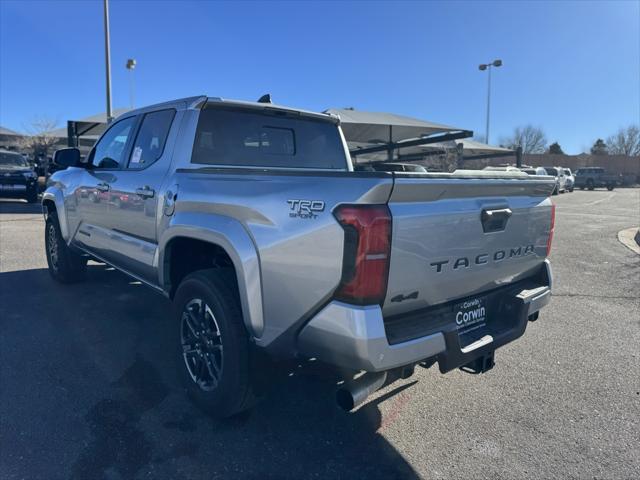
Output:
[{"xmin": 0, "ymin": 152, "xmax": 28, "ymax": 167}]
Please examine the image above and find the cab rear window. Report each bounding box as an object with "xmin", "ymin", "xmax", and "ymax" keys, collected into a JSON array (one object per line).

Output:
[{"xmin": 191, "ymin": 107, "xmax": 347, "ymax": 169}]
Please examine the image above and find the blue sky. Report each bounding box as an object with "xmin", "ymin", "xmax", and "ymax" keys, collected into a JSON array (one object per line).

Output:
[{"xmin": 1, "ymin": 0, "xmax": 638, "ymax": 153}]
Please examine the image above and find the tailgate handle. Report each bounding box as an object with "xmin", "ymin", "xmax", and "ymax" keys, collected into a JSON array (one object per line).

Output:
[{"xmin": 481, "ymin": 208, "xmax": 512, "ymax": 233}]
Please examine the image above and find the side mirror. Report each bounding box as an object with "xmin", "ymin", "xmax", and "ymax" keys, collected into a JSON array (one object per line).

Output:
[{"xmin": 53, "ymin": 148, "xmax": 82, "ymax": 168}]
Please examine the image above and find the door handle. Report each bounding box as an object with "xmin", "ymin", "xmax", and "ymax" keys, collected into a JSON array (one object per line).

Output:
[
  {"xmin": 481, "ymin": 208, "xmax": 512, "ymax": 233},
  {"xmin": 96, "ymin": 182, "xmax": 110, "ymax": 192},
  {"xmin": 481, "ymin": 208, "xmax": 512, "ymax": 222},
  {"xmin": 135, "ymin": 186, "xmax": 155, "ymax": 198}
]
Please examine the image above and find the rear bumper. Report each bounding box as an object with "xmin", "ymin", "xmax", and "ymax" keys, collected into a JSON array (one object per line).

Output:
[{"xmin": 297, "ymin": 260, "xmax": 552, "ymax": 373}]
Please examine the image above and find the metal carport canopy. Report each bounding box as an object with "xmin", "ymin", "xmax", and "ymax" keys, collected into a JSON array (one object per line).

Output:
[
  {"xmin": 62, "ymin": 108, "xmax": 131, "ymax": 147},
  {"xmin": 455, "ymin": 138, "xmax": 513, "ymax": 156},
  {"xmin": 324, "ymin": 108, "xmax": 472, "ymax": 157}
]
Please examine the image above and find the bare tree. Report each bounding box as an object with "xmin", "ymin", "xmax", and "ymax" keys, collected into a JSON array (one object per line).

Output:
[
  {"xmin": 500, "ymin": 125, "xmax": 547, "ymax": 154},
  {"xmin": 21, "ymin": 116, "xmax": 61, "ymax": 157},
  {"xmin": 606, "ymin": 125, "xmax": 640, "ymax": 156}
]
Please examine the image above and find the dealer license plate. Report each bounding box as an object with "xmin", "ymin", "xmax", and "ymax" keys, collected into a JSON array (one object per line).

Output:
[{"xmin": 453, "ymin": 297, "xmax": 488, "ymax": 336}]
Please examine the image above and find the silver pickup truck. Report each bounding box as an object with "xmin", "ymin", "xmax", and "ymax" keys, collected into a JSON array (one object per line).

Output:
[{"xmin": 43, "ymin": 96, "xmax": 555, "ymax": 416}]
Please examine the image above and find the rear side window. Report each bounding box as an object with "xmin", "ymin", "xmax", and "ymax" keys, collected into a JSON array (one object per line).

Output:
[
  {"xmin": 128, "ymin": 109, "xmax": 175, "ymax": 169},
  {"xmin": 191, "ymin": 107, "xmax": 347, "ymax": 169}
]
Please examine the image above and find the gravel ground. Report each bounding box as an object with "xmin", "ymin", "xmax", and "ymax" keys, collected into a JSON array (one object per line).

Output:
[{"xmin": 0, "ymin": 188, "xmax": 638, "ymax": 479}]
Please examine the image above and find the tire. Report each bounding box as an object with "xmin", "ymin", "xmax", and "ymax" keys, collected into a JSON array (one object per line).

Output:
[
  {"xmin": 580, "ymin": 186, "xmax": 585, "ymax": 190},
  {"xmin": 606, "ymin": 184, "xmax": 614, "ymax": 191},
  {"xmin": 45, "ymin": 211, "xmax": 87, "ymax": 283},
  {"xmin": 173, "ymin": 269, "xmax": 255, "ymax": 418},
  {"xmin": 568, "ymin": 187, "xmax": 574, "ymax": 193},
  {"xmin": 587, "ymin": 179, "xmax": 595, "ymax": 191}
]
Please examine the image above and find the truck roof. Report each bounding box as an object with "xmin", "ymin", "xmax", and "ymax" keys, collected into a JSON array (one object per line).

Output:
[{"xmin": 118, "ymin": 95, "xmax": 338, "ymax": 124}]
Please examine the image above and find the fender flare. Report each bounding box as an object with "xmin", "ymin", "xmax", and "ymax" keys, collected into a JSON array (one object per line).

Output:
[
  {"xmin": 41, "ymin": 188, "xmax": 70, "ymax": 243},
  {"xmin": 158, "ymin": 211, "xmax": 264, "ymax": 338}
]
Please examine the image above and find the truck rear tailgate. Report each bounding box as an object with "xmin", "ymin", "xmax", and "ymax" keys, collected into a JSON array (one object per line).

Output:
[{"xmin": 383, "ymin": 173, "xmax": 555, "ymax": 318}]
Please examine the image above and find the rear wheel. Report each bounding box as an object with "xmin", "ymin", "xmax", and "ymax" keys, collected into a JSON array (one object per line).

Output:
[
  {"xmin": 606, "ymin": 184, "xmax": 614, "ymax": 191},
  {"xmin": 173, "ymin": 269, "xmax": 255, "ymax": 418},
  {"xmin": 45, "ymin": 211, "xmax": 87, "ymax": 283},
  {"xmin": 587, "ymin": 179, "xmax": 595, "ymax": 190}
]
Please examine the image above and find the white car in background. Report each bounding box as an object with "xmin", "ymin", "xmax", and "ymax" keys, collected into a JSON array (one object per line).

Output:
[
  {"xmin": 482, "ymin": 166, "xmax": 522, "ymax": 173},
  {"xmin": 563, "ymin": 168, "xmax": 575, "ymax": 192},
  {"xmin": 542, "ymin": 166, "xmax": 567, "ymax": 195},
  {"xmin": 521, "ymin": 166, "xmax": 548, "ymax": 176}
]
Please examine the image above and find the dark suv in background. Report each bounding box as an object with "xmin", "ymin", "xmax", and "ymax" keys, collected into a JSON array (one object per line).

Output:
[{"xmin": 0, "ymin": 150, "xmax": 39, "ymax": 203}]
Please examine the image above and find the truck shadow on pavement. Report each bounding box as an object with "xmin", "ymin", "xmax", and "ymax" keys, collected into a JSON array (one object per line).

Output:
[{"xmin": 0, "ymin": 265, "xmax": 420, "ymax": 480}]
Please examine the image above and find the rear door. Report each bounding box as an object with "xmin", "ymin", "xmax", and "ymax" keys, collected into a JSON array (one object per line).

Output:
[
  {"xmin": 99, "ymin": 108, "xmax": 177, "ymax": 283},
  {"xmin": 382, "ymin": 173, "xmax": 554, "ymax": 317}
]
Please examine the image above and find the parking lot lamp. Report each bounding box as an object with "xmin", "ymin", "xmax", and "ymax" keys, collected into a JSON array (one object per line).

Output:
[
  {"xmin": 126, "ymin": 58, "xmax": 136, "ymax": 109},
  {"xmin": 103, "ymin": 0, "xmax": 113, "ymax": 123},
  {"xmin": 478, "ymin": 59, "xmax": 502, "ymax": 144}
]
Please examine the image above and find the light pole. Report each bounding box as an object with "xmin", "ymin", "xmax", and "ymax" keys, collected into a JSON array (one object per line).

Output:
[
  {"xmin": 126, "ymin": 58, "xmax": 136, "ymax": 109},
  {"xmin": 103, "ymin": 0, "xmax": 113, "ymax": 122},
  {"xmin": 478, "ymin": 59, "xmax": 502, "ymax": 144}
]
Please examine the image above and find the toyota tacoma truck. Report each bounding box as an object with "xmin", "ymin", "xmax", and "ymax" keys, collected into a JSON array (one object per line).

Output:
[{"xmin": 43, "ymin": 96, "xmax": 555, "ymax": 417}]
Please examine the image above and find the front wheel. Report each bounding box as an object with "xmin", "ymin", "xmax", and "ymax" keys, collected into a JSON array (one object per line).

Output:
[
  {"xmin": 607, "ymin": 184, "xmax": 615, "ymax": 191},
  {"xmin": 173, "ymin": 269, "xmax": 255, "ymax": 418},
  {"xmin": 45, "ymin": 211, "xmax": 87, "ymax": 283}
]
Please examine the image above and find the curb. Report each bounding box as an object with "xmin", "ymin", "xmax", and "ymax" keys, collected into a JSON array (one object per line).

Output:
[{"xmin": 618, "ymin": 227, "xmax": 640, "ymax": 255}]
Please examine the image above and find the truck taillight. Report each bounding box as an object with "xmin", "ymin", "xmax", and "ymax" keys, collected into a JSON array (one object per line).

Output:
[
  {"xmin": 334, "ymin": 204, "xmax": 392, "ymax": 305},
  {"xmin": 546, "ymin": 203, "xmax": 556, "ymax": 256}
]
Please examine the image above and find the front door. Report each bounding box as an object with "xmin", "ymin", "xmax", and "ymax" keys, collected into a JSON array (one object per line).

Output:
[{"xmin": 73, "ymin": 116, "xmax": 138, "ymax": 258}]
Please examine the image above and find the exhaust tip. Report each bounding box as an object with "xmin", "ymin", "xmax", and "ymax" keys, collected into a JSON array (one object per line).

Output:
[
  {"xmin": 336, "ymin": 388, "xmax": 355, "ymax": 412},
  {"xmin": 335, "ymin": 371, "xmax": 388, "ymax": 412}
]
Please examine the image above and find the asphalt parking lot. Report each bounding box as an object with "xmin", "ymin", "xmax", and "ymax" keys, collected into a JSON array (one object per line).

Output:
[{"xmin": 1, "ymin": 188, "xmax": 638, "ymax": 480}]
